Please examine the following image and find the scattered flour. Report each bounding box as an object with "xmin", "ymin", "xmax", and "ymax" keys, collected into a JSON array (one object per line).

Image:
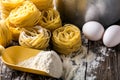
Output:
[
  {"xmin": 61, "ymin": 46, "xmax": 109, "ymax": 80},
  {"xmin": 17, "ymin": 51, "xmax": 63, "ymax": 78},
  {"xmin": 86, "ymin": 74, "xmax": 96, "ymax": 80},
  {"xmin": 100, "ymin": 47, "xmax": 109, "ymax": 56}
]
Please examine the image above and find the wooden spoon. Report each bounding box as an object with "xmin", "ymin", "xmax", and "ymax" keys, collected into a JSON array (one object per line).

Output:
[{"xmin": 1, "ymin": 46, "xmax": 50, "ymax": 76}]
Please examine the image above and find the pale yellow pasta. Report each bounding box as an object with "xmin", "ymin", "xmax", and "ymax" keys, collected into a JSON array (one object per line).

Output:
[
  {"xmin": 0, "ymin": 20, "xmax": 12, "ymax": 47},
  {"xmin": 30, "ymin": 0, "xmax": 53, "ymax": 10},
  {"xmin": 0, "ymin": 45, "xmax": 5, "ymax": 55},
  {"xmin": 6, "ymin": 19, "xmax": 22, "ymax": 41},
  {"xmin": 10, "ymin": 27, "xmax": 22, "ymax": 41},
  {"xmin": 39, "ymin": 8, "xmax": 62, "ymax": 31},
  {"xmin": 0, "ymin": 0, "xmax": 24, "ymax": 19},
  {"xmin": 19, "ymin": 26, "xmax": 51, "ymax": 50},
  {"xmin": 0, "ymin": 8, "xmax": 10, "ymax": 20},
  {"xmin": 7, "ymin": 1, "xmax": 41, "ymax": 28},
  {"xmin": 52, "ymin": 24, "xmax": 82, "ymax": 55},
  {"xmin": 6, "ymin": 21, "xmax": 22, "ymax": 41},
  {"xmin": 0, "ymin": 0, "xmax": 24, "ymax": 8}
]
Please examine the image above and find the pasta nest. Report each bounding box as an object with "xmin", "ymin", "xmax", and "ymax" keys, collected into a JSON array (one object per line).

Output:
[
  {"xmin": 39, "ymin": 8, "xmax": 62, "ymax": 31},
  {"xmin": 52, "ymin": 24, "xmax": 82, "ymax": 55},
  {"xmin": 0, "ymin": 0, "xmax": 24, "ymax": 19},
  {"xmin": 0, "ymin": 20, "xmax": 12, "ymax": 47},
  {"xmin": 19, "ymin": 26, "xmax": 51, "ymax": 50},
  {"xmin": 7, "ymin": 1, "xmax": 41, "ymax": 28},
  {"xmin": 30, "ymin": 0, "xmax": 53, "ymax": 10},
  {"xmin": 5, "ymin": 19, "xmax": 22, "ymax": 41}
]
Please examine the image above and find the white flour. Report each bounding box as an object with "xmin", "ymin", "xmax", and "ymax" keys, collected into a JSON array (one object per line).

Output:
[
  {"xmin": 61, "ymin": 46, "xmax": 109, "ymax": 80},
  {"xmin": 15, "ymin": 45, "xmax": 112, "ymax": 80},
  {"xmin": 17, "ymin": 51, "xmax": 63, "ymax": 78}
]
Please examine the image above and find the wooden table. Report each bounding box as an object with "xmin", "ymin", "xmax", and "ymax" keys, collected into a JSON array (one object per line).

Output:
[
  {"xmin": 85, "ymin": 40, "xmax": 120, "ymax": 80},
  {"xmin": 0, "ymin": 36, "xmax": 120, "ymax": 80}
]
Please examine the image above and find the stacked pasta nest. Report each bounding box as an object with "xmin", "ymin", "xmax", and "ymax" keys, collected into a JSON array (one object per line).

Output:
[
  {"xmin": 52, "ymin": 24, "xmax": 82, "ymax": 55},
  {"xmin": 0, "ymin": 0, "xmax": 82, "ymax": 55}
]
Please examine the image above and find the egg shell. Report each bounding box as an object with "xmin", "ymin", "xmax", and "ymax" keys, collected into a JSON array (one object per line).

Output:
[
  {"xmin": 82, "ymin": 21, "xmax": 104, "ymax": 41},
  {"xmin": 103, "ymin": 25, "xmax": 120, "ymax": 47}
]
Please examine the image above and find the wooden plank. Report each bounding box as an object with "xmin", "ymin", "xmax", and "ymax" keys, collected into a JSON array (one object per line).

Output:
[
  {"xmin": 116, "ymin": 45, "xmax": 120, "ymax": 80},
  {"xmin": 86, "ymin": 40, "xmax": 120, "ymax": 80},
  {"xmin": 0, "ymin": 37, "xmax": 119, "ymax": 80},
  {"xmin": 96, "ymin": 49, "xmax": 118, "ymax": 80}
]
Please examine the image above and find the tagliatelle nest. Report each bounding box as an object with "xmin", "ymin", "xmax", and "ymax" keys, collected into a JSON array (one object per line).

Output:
[
  {"xmin": 19, "ymin": 26, "xmax": 51, "ymax": 50},
  {"xmin": 39, "ymin": 8, "xmax": 62, "ymax": 31},
  {"xmin": 30, "ymin": 0, "xmax": 53, "ymax": 10},
  {"xmin": 52, "ymin": 24, "xmax": 82, "ymax": 55},
  {"xmin": 8, "ymin": 26, "xmax": 22, "ymax": 41},
  {"xmin": 7, "ymin": 1, "xmax": 41, "ymax": 28},
  {"xmin": 0, "ymin": 20, "xmax": 12, "ymax": 47},
  {"xmin": 0, "ymin": 0, "xmax": 24, "ymax": 19},
  {"xmin": 5, "ymin": 19, "xmax": 22, "ymax": 41}
]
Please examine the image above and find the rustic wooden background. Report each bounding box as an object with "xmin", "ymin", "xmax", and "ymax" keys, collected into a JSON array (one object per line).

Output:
[
  {"xmin": 0, "ymin": 1, "xmax": 120, "ymax": 79},
  {"xmin": 0, "ymin": 11, "xmax": 120, "ymax": 80},
  {"xmin": 0, "ymin": 36, "xmax": 119, "ymax": 80}
]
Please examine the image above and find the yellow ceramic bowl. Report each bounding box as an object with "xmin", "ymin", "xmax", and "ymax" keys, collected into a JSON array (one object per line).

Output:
[{"xmin": 1, "ymin": 46, "xmax": 50, "ymax": 76}]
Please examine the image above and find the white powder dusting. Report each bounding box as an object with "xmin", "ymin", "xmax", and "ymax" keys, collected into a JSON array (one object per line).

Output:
[
  {"xmin": 100, "ymin": 47, "xmax": 112, "ymax": 56},
  {"xmin": 86, "ymin": 74, "xmax": 96, "ymax": 80},
  {"xmin": 17, "ymin": 51, "xmax": 63, "ymax": 78},
  {"xmin": 61, "ymin": 46, "xmax": 109, "ymax": 80},
  {"xmin": 61, "ymin": 47, "xmax": 87, "ymax": 80},
  {"xmin": 107, "ymin": 66, "xmax": 110, "ymax": 70},
  {"xmin": 96, "ymin": 56, "xmax": 105, "ymax": 61}
]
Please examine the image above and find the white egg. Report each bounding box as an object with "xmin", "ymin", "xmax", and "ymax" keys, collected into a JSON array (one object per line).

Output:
[
  {"xmin": 82, "ymin": 21, "xmax": 104, "ymax": 41},
  {"xmin": 103, "ymin": 25, "xmax": 120, "ymax": 47}
]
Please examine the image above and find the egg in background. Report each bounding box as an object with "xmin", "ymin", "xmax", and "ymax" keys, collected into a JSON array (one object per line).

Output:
[
  {"xmin": 82, "ymin": 21, "xmax": 104, "ymax": 41},
  {"xmin": 103, "ymin": 25, "xmax": 120, "ymax": 47}
]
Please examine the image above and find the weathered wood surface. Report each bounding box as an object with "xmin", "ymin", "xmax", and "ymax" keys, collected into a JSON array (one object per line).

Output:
[
  {"xmin": 86, "ymin": 41, "xmax": 120, "ymax": 80},
  {"xmin": 0, "ymin": 37, "xmax": 119, "ymax": 80}
]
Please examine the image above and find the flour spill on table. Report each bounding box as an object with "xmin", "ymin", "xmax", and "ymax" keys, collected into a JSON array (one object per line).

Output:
[{"xmin": 61, "ymin": 46, "xmax": 110, "ymax": 80}]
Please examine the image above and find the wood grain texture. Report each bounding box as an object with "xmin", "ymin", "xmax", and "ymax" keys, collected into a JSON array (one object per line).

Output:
[
  {"xmin": 0, "ymin": 37, "xmax": 120, "ymax": 80},
  {"xmin": 87, "ymin": 41, "xmax": 120, "ymax": 80}
]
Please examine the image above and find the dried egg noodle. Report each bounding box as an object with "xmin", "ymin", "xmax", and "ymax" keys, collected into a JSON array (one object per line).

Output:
[
  {"xmin": 0, "ymin": 0, "xmax": 24, "ymax": 19},
  {"xmin": 0, "ymin": 45, "xmax": 5, "ymax": 55},
  {"xmin": 39, "ymin": 8, "xmax": 62, "ymax": 31},
  {"xmin": 5, "ymin": 19, "xmax": 22, "ymax": 41},
  {"xmin": 19, "ymin": 26, "xmax": 51, "ymax": 50},
  {"xmin": 52, "ymin": 24, "xmax": 82, "ymax": 55},
  {"xmin": 9, "ymin": 27, "xmax": 22, "ymax": 41},
  {"xmin": 0, "ymin": 20, "xmax": 12, "ymax": 47},
  {"xmin": 30, "ymin": 0, "xmax": 53, "ymax": 10},
  {"xmin": 7, "ymin": 1, "xmax": 41, "ymax": 28}
]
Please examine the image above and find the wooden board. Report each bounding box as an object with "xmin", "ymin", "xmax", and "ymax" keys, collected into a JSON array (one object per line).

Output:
[
  {"xmin": 86, "ymin": 41, "xmax": 120, "ymax": 80},
  {"xmin": 0, "ymin": 37, "xmax": 119, "ymax": 80}
]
